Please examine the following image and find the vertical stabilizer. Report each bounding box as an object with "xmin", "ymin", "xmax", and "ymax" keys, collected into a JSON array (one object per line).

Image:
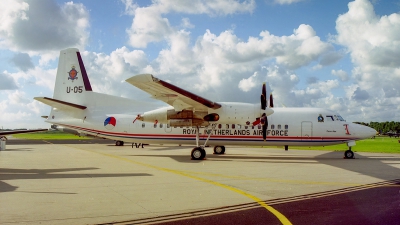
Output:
[{"xmin": 53, "ymin": 48, "xmax": 92, "ymax": 105}]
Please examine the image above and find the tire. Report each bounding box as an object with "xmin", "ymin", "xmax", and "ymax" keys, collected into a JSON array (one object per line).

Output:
[
  {"xmin": 344, "ymin": 150, "xmax": 354, "ymax": 159},
  {"xmin": 191, "ymin": 147, "xmax": 206, "ymax": 160},
  {"xmin": 213, "ymin": 146, "xmax": 225, "ymax": 154},
  {"xmin": 116, "ymin": 141, "xmax": 123, "ymax": 146}
]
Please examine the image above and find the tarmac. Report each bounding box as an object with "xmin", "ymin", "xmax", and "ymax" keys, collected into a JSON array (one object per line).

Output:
[{"xmin": 1, "ymin": 139, "xmax": 400, "ymax": 225}]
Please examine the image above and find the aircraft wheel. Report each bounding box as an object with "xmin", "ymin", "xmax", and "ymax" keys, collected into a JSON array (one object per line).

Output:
[
  {"xmin": 213, "ymin": 146, "xmax": 225, "ymax": 154},
  {"xmin": 115, "ymin": 141, "xmax": 124, "ymax": 146},
  {"xmin": 191, "ymin": 147, "xmax": 206, "ymax": 160},
  {"xmin": 344, "ymin": 150, "xmax": 354, "ymax": 159}
]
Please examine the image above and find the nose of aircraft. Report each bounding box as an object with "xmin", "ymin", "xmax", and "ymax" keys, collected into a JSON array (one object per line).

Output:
[{"xmin": 355, "ymin": 124, "xmax": 376, "ymax": 139}]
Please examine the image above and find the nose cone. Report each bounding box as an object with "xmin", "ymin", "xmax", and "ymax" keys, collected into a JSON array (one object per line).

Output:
[
  {"xmin": 264, "ymin": 108, "xmax": 274, "ymax": 116},
  {"xmin": 356, "ymin": 125, "xmax": 376, "ymax": 139}
]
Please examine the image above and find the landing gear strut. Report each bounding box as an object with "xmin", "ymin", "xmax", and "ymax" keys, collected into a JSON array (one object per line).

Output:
[
  {"xmin": 191, "ymin": 125, "xmax": 216, "ymax": 160},
  {"xmin": 344, "ymin": 141, "xmax": 355, "ymax": 159}
]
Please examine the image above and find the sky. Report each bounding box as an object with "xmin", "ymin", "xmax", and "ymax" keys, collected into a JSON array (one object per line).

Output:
[{"xmin": 1, "ymin": 0, "xmax": 400, "ymax": 129}]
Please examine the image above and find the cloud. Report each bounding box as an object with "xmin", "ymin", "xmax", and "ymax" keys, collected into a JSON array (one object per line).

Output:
[
  {"xmin": 0, "ymin": 72, "xmax": 18, "ymax": 90},
  {"xmin": 125, "ymin": 0, "xmax": 255, "ymax": 48},
  {"xmin": 352, "ymin": 87, "xmax": 370, "ymax": 101},
  {"xmin": 334, "ymin": 0, "xmax": 400, "ymax": 120},
  {"xmin": 318, "ymin": 51, "xmax": 343, "ymax": 67},
  {"xmin": 10, "ymin": 52, "xmax": 34, "ymax": 71},
  {"xmin": 0, "ymin": 0, "xmax": 89, "ymax": 52},
  {"xmin": 331, "ymin": 69, "xmax": 349, "ymax": 82},
  {"xmin": 336, "ymin": 0, "xmax": 400, "ymax": 68},
  {"xmin": 238, "ymin": 72, "xmax": 258, "ymax": 92},
  {"xmin": 273, "ymin": 0, "xmax": 306, "ymax": 5},
  {"xmin": 307, "ymin": 76, "xmax": 318, "ymax": 84}
]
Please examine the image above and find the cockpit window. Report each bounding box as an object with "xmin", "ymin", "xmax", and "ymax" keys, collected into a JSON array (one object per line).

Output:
[
  {"xmin": 337, "ymin": 115, "xmax": 345, "ymax": 121},
  {"xmin": 326, "ymin": 115, "xmax": 334, "ymax": 121},
  {"xmin": 326, "ymin": 115, "xmax": 345, "ymax": 121}
]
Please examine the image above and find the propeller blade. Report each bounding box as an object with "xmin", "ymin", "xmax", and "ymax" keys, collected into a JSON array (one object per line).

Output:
[
  {"xmin": 252, "ymin": 118, "xmax": 260, "ymax": 126},
  {"xmin": 132, "ymin": 114, "xmax": 141, "ymax": 124},
  {"xmin": 261, "ymin": 83, "xmax": 266, "ymax": 110},
  {"xmin": 262, "ymin": 122, "xmax": 267, "ymax": 141},
  {"xmin": 260, "ymin": 113, "xmax": 268, "ymax": 141},
  {"xmin": 269, "ymin": 93, "xmax": 274, "ymax": 108}
]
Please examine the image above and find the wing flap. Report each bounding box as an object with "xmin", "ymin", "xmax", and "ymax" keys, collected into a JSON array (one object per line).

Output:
[{"xmin": 126, "ymin": 74, "xmax": 221, "ymax": 111}]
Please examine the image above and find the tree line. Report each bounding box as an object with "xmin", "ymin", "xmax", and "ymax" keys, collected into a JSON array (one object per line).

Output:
[{"xmin": 354, "ymin": 121, "xmax": 400, "ymax": 134}]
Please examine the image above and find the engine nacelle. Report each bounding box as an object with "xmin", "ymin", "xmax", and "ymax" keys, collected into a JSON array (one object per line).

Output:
[{"xmin": 139, "ymin": 107, "xmax": 214, "ymax": 126}]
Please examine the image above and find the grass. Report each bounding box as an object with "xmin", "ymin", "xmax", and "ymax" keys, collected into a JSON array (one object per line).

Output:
[
  {"xmin": 292, "ymin": 136, "xmax": 400, "ymax": 154},
  {"xmin": 12, "ymin": 131, "xmax": 89, "ymax": 140}
]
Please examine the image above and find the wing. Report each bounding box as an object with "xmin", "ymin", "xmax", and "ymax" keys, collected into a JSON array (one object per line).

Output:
[
  {"xmin": 0, "ymin": 129, "xmax": 48, "ymax": 138},
  {"xmin": 126, "ymin": 74, "xmax": 221, "ymax": 111}
]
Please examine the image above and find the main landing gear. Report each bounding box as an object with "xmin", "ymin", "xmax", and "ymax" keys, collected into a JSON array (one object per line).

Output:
[
  {"xmin": 213, "ymin": 146, "xmax": 225, "ymax": 154},
  {"xmin": 115, "ymin": 140, "xmax": 124, "ymax": 146},
  {"xmin": 191, "ymin": 125, "xmax": 217, "ymax": 160}
]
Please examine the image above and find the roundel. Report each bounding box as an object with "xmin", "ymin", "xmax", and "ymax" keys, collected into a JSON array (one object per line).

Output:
[{"xmin": 104, "ymin": 117, "xmax": 117, "ymax": 130}]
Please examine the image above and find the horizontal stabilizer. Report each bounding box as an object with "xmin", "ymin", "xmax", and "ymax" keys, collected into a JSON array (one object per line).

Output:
[
  {"xmin": 34, "ymin": 97, "xmax": 87, "ymax": 111},
  {"xmin": 41, "ymin": 116, "xmax": 49, "ymax": 119}
]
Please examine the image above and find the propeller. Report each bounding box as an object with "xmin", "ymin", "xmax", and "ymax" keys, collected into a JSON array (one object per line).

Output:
[
  {"xmin": 252, "ymin": 83, "xmax": 273, "ymax": 141},
  {"xmin": 261, "ymin": 83, "xmax": 268, "ymax": 141}
]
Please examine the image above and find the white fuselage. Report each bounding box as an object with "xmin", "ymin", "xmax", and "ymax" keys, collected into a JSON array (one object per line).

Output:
[{"xmin": 48, "ymin": 106, "xmax": 376, "ymax": 147}]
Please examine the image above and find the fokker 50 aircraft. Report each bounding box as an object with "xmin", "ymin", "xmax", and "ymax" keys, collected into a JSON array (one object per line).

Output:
[{"xmin": 35, "ymin": 48, "xmax": 376, "ymax": 160}]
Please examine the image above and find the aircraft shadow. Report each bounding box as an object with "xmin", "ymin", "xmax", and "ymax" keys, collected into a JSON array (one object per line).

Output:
[
  {"xmin": 315, "ymin": 151, "xmax": 400, "ymax": 181},
  {"xmin": 0, "ymin": 167, "xmax": 153, "ymax": 193},
  {"xmin": 132, "ymin": 151, "xmax": 400, "ymax": 181}
]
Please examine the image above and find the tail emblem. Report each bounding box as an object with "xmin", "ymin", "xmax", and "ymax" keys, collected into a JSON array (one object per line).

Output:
[{"xmin": 68, "ymin": 66, "xmax": 79, "ymax": 81}]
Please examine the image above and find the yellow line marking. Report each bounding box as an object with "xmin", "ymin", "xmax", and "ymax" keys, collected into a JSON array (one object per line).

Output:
[{"xmin": 72, "ymin": 147, "xmax": 292, "ymax": 225}]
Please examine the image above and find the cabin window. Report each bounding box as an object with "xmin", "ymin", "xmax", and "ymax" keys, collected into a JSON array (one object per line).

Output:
[
  {"xmin": 271, "ymin": 124, "xmax": 275, "ymax": 129},
  {"xmin": 232, "ymin": 124, "xmax": 236, "ymax": 129},
  {"xmin": 160, "ymin": 124, "xmax": 163, "ymax": 128},
  {"xmin": 238, "ymin": 124, "xmax": 242, "ymax": 129},
  {"xmin": 142, "ymin": 123, "xmax": 145, "ymax": 128},
  {"xmin": 244, "ymin": 126, "xmax": 248, "ymax": 129},
  {"xmin": 258, "ymin": 125, "xmax": 261, "ymax": 129},
  {"xmin": 285, "ymin": 125, "xmax": 288, "ymax": 129},
  {"xmin": 277, "ymin": 125, "xmax": 281, "ymax": 129},
  {"xmin": 226, "ymin": 124, "xmax": 229, "ymax": 129},
  {"xmin": 154, "ymin": 124, "xmax": 157, "ymax": 128},
  {"xmin": 218, "ymin": 124, "xmax": 222, "ymax": 129},
  {"xmin": 251, "ymin": 126, "xmax": 254, "ymax": 129}
]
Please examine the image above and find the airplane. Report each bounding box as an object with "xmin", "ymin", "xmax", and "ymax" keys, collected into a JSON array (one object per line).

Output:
[{"xmin": 34, "ymin": 48, "xmax": 376, "ymax": 160}]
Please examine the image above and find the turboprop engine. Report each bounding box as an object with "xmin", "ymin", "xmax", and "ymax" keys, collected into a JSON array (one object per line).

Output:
[
  {"xmin": 136, "ymin": 108, "xmax": 217, "ymax": 127},
  {"xmin": 136, "ymin": 101, "xmax": 273, "ymax": 128}
]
